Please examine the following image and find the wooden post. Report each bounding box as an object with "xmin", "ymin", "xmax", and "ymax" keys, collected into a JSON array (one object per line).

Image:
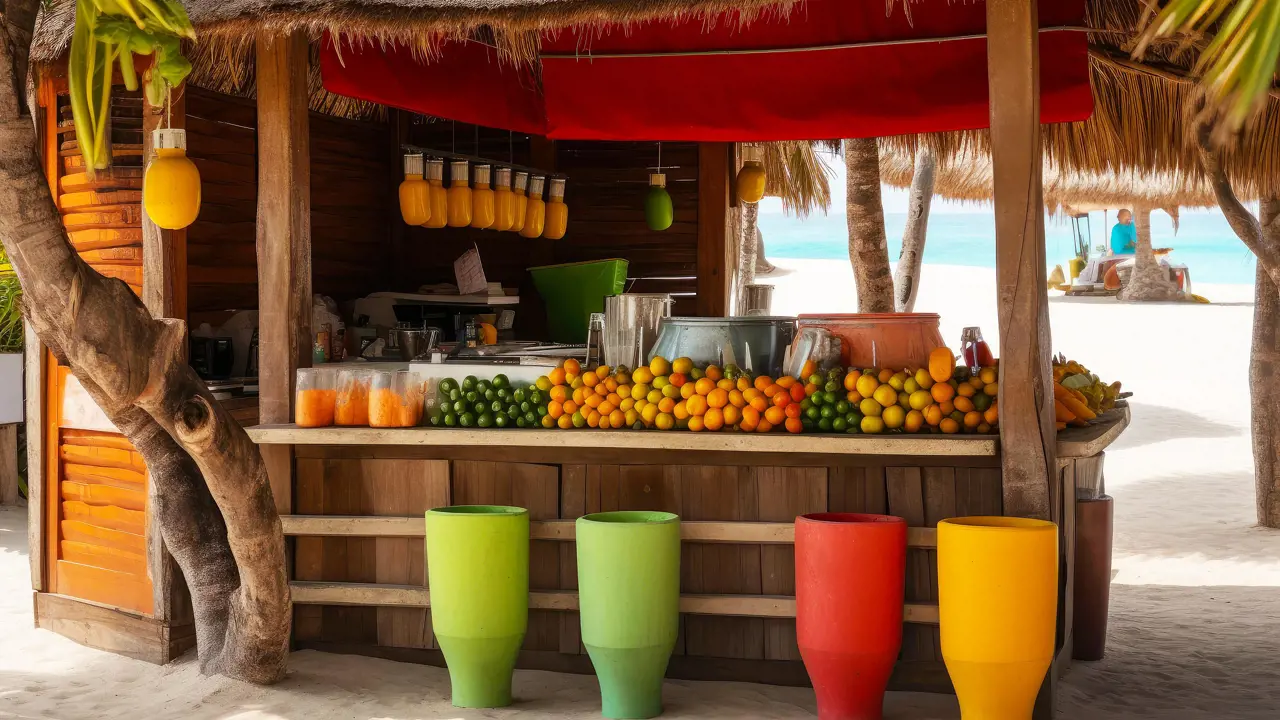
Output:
[
  {"xmin": 24, "ymin": 325, "xmax": 44, "ymax": 591},
  {"xmin": 0, "ymin": 424, "xmax": 16, "ymax": 505},
  {"xmin": 987, "ymin": 1, "xmax": 1059, "ymax": 716},
  {"xmin": 697, "ymin": 143, "xmax": 732, "ymax": 317},
  {"xmin": 255, "ymin": 32, "xmax": 312, "ymax": 515},
  {"xmin": 141, "ymin": 77, "xmax": 187, "ymax": 322}
]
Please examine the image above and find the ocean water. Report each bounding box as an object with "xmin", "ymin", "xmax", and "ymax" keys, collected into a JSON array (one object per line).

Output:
[{"xmin": 758, "ymin": 209, "xmax": 1260, "ymax": 285}]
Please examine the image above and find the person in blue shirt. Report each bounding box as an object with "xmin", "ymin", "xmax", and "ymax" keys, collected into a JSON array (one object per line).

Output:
[{"xmin": 1110, "ymin": 208, "xmax": 1137, "ymax": 255}]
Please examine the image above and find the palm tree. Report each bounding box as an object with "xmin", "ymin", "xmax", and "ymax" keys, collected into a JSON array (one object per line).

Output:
[
  {"xmin": 844, "ymin": 138, "xmax": 895, "ymax": 312},
  {"xmin": 1117, "ymin": 205, "xmax": 1181, "ymax": 301},
  {"xmin": 892, "ymin": 144, "xmax": 936, "ymax": 312}
]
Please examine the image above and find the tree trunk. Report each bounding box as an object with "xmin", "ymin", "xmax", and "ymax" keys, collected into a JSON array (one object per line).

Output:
[
  {"xmin": 1197, "ymin": 123, "xmax": 1280, "ymax": 528},
  {"xmin": 893, "ymin": 145, "xmax": 935, "ymax": 312},
  {"xmin": 737, "ymin": 201, "xmax": 758, "ymax": 315},
  {"xmin": 1118, "ymin": 206, "xmax": 1181, "ymax": 301},
  {"xmin": 844, "ymin": 138, "xmax": 894, "ymax": 312},
  {"xmin": 0, "ymin": 4, "xmax": 290, "ymax": 682},
  {"xmin": 754, "ymin": 230, "xmax": 775, "ymax": 275}
]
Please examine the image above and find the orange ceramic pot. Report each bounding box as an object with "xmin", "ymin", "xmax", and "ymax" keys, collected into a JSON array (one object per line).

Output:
[{"xmin": 796, "ymin": 313, "xmax": 945, "ymax": 370}]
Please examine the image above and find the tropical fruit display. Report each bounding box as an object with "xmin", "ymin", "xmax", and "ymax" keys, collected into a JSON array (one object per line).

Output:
[
  {"xmin": 428, "ymin": 374, "xmax": 547, "ymax": 428},
  {"xmin": 1053, "ymin": 354, "xmax": 1121, "ymax": 430},
  {"xmin": 830, "ymin": 347, "xmax": 1000, "ymax": 435}
]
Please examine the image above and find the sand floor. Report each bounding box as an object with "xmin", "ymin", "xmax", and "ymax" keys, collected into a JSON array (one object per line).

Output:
[{"xmin": 2, "ymin": 260, "xmax": 1277, "ymax": 719}]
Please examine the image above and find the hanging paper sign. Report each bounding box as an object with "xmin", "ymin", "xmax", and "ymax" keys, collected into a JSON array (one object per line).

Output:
[{"xmin": 454, "ymin": 245, "xmax": 488, "ymax": 295}]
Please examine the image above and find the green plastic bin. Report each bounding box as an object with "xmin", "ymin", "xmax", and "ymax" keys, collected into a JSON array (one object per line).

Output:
[{"xmin": 529, "ymin": 259, "xmax": 629, "ymax": 343}]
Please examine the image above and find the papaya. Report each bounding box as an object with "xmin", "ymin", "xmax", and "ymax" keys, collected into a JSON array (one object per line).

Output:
[
  {"xmin": 1054, "ymin": 399, "xmax": 1075, "ymax": 424},
  {"xmin": 928, "ymin": 347, "xmax": 956, "ymax": 384},
  {"xmin": 1054, "ymin": 384, "xmax": 1097, "ymax": 421}
]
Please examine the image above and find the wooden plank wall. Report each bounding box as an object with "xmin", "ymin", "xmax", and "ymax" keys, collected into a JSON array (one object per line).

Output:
[{"xmin": 291, "ymin": 453, "xmax": 1003, "ymax": 687}]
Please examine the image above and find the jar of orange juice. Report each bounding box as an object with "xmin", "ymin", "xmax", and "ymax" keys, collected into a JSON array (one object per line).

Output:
[
  {"xmin": 335, "ymin": 368, "xmax": 371, "ymax": 426},
  {"xmin": 369, "ymin": 370, "xmax": 424, "ymax": 428},
  {"xmin": 295, "ymin": 368, "xmax": 337, "ymax": 427}
]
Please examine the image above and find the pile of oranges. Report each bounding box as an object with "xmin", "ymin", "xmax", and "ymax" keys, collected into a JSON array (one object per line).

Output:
[{"xmin": 535, "ymin": 356, "xmax": 807, "ymax": 432}]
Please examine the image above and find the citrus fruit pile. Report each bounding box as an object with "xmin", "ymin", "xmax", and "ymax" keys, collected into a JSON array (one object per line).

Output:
[
  {"xmin": 836, "ymin": 347, "xmax": 999, "ymax": 435},
  {"xmin": 428, "ymin": 374, "xmax": 546, "ymax": 428}
]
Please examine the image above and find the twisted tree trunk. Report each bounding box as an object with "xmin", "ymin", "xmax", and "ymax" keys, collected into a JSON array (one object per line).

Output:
[
  {"xmin": 1197, "ymin": 123, "xmax": 1280, "ymax": 528},
  {"xmin": 737, "ymin": 201, "xmax": 758, "ymax": 315},
  {"xmin": 1118, "ymin": 205, "xmax": 1181, "ymax": 302},
  {"xmin": 893, "ymin": 144, "xmax": 935, "ymax": 312},
  {"xmin": 0, "ymin": 2, "xmax": 289, "ymax": 681},
  {"xmin": 844, "ymin": 138, "xmax": 894, "ymax": 312}
]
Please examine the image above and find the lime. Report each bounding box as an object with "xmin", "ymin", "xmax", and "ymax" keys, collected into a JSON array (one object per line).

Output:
[
  {"xmin": 524, "ymin": 411, "xmax": 537, "ymax": 426},
  {"xmin": 484, "ymin": 389, "xmax": 497, "ymax": 402},
  {"xmin": 800, "ymin": 398, "xmax": 813, "ymax": 412},
  {"xmin": 810, "ymin": 391, "xmax": 824, "ymax": 406},
  {"xmin": 832, "ymin": 416, "xmax": 848, "ymax": 432},
  {"xmin": 490, "ymin": 400, "xmax": 504, "ymax": 414},
  {"xmin": 824, "ymin": 380, "xmax": 839, "ymax": 393},
  {"xmin": 513, "ymin": 388, "xmax": 527, "ymax": 403},
  {"xmin": 529, "ymin": 391, "xmax": 544, "ymax": 405},
  {"xmin": 444, "ymin": 413, "xmax": 458, "ymax": 427},
  {"xmin": 507, "ymin": 404, "xmax": 521, "ymax": 419},
  {"xmin": 516, "ymin": 416, "xmax": 528, "ymax": 428},
  {"xmin": 819, "ymin": 405, "xmax": 836, "ymax": 419},
  {"xmin": 476, "ymin": 379, "xmax": 491, "ymax": 393},
  {"xmin": 473, "ymin": 402, "xmax": 486, "ymax": 416},
  {"xmin": 818, "ymin": 417, "xmax": 833, "ymax": 432},
  {"xmin": 823, "ymin": 390, "xmax": 839, "ymax": 405},
  {"xmin": 459, "ymin": 413, "xmax": 476, "ymax": 427},
  {"xmin": 477, "ymin": 413, "xmax": 494, "ymax": 428},
  {"xmin": 493, "ymin": 374, "xmax": 509, "ymax": 389},
  {"xmin": 835, "ymin": 400, "xmax": 851, "ymax": 415},
  {"xmin": 974, "ymin": 393, "xmax": 993, "ymax": 412},
  {"xmin": 462, "ymin": 376, "xmax": 478, "ymax": 391},
  {"xmin": 846, "ymin": 412, "xmax": 864, "ymax": 427},
  {"xmin": 807, "ymin": 374, "xmax": 823, "ymax": 386},
  {"xmin": 494, "ymin": 414, "xmax": 509, "ymax": 428},
  {"xmin": 805, "ymin": 406, "xmax": 821, "ymax": 421},
  {"xmin": 452, "ymin": 400, "xmax": 466, "ymax": 414},
  {"xmin": 448, "ymin": 388, "xmax": 461, "ymax": 402},
  {"xmin": 537, "ymin": 405, "xmax": 549, "ymax": 417},
  {"xmin": 439, "ymin": 378, "xmax": 456, "ymax": 394}
]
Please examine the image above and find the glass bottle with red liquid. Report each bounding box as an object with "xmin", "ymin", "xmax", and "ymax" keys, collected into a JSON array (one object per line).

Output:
[{"xmin": 961, "ymin": 327, "xmax": 995, "ymax": 371}]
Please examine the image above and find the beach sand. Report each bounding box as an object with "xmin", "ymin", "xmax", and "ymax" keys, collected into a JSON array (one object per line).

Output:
[{"xmin": 2, "ymin": 258, "xmax": 1277, "ymax": 719}]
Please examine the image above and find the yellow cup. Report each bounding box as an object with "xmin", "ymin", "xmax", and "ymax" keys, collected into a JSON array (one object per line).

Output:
[{"xmin": 938, "ymin": 516, "xmax": 1058, "ymax": 720}]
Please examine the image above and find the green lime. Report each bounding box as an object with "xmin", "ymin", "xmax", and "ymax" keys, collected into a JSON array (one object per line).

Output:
[
  {"xmin": 459, "ymin": 412, "xmax": 476, "ymax": 427},
  {"xmin": 846, "ymin": 425, "xmax": 861, "ymax": 434},
  {"xmin": 476, "ymin": 379, "xmax": 491, "ymax": 394},
  {"xmin": 477, "ymin": 413, "xmax": 494, "ymax": 428},
  {"xmin": 484, "ymin": 389, "xmax": 497, "ymax": 402},
  {"xmin": 835, "ymin": 400, "xmax": 851, "ymax": 414},
  {"xmin": 516, "ymin": 416, "xmax": 528, "ymax": 428},
  {"xmin": 818, "ymin": 417, "xmax": 833, "ymax": 432},
  {"xmin": 448, "ymin": 388, "xmax": 461, "ymax": 402},
  {"xmin": 805, "ymin": 406, "xmax": 821, "ymax": 421},
  {"xmin": 462, "ymin": 376, "xmax": 478, "ymax": 391},
  {"xmin": 807, "ymin": 374, "xmax": 823, "ymax": 386},
  {"xmin": 520, "ymin": 401, "xmax": 532, "ymax": 413},
  {"xmin": 524, "ymin": 411, "xmax": 537, "ymax": 426},
  {"xmin": 451, "ymin": 400, "xmax": 466, "ymax": 414},
  {"xmin": 494, "ymin": 414, "xmax": 509, "ymax": 428},
  {"xmin": 493, "ymin": 374, "xmax": 509, "ymax": 389},
  {"xmin": 473, "ymin": 402, "xmax": 487, "ymax": 416},
  {"xmin": 513, "ymin": 387, "xmax": 527, "ymax": 403},
  {"xmin": 529, "ymin": 391, "xmax": 544, "ymax": 405},
  {"xmin": 438, "ymin": 378, "xmax": 455, "ymax": 393},
  {"xmin": 536, "ymin": 405, "xmax": 549, "ymax": 417},
  {"xmin": 824, "ymin": 380, "xmax": 839, "ymax": 393},
  {"xmin": 823, "ymin": 390, "xmax": 839, "ymax": 405},
  {"xmin": 490, "ymin": 400, "xmax": 504, "ymax": 414},
  {"xmin": 690, "ymin": 368, "xmax": 705, "ymax": 380},
  {"xmin": 428, "ymin": 413, "xmax": 442, "ymax": 427},
  {"xmin": 974, "ymin": 393, "xmax": 993, "ymax": 412},
  {"xmin": 802, "ymin": 418, "xmax": 816, "ymax": 430},
  {"xmin": 507, "ymin": 405, "xmax": 521, "ymax": 419},
  {"xmin": 832, "ymin": 416, "xmax": 848, "ymax": 432},
  {"xmin": 444, "ymin": 413, "xmax": 458, "ymax": 427},
  {"xmin": 846, "ymin": 412, "xmax": 864, "ymax": 427},
  {"xmin": 464, "ymin": 390, "xmax": 478, "ymax": 404},
  {"xmin": 800, "ymin": 398, "xmax": 813, "ymax": 411},
  {"xmin": 820, "ymin": 405, "xmax": 836, "ymax": 419}
]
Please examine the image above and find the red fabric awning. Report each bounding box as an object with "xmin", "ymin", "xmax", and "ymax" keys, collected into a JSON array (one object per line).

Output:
[{"xmin": 320, "ymin": 0, "xmax": 1091, "ymax": 141}]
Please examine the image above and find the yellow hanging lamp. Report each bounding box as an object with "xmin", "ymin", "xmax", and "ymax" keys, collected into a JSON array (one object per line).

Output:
[
  {"xmin": 736, "ymin": 144, "xmax": 767, "ymax": 204},
  {"xmin": 398, "ymin": 153, "xmax": 431, "ymax": 226},
  {"xmin": 471, "ymin": 164, "xmax": 496, "ymax": 229},
  {"xmin": 510, "ymin": 171, "xmax": 529, "ymax": 234},
  {"xmin": 543, "ymin": 177, "xmax": 567, "ymax": 240},
  {"xmin": 143, "ymin": 128, "xmax": 201, "ymax": 230}
]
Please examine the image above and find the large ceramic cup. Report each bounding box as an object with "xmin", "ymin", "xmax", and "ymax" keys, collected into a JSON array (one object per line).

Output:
[
  {"xmin": 426, "ymin": 505, "xmax": 529, "ymax": 708},
  {"xmin": 576, "ymin": 511, "xmax": 681, "ymax": 719},
  {"xmin": 795, "ymin": 513, "xmax": 907, "ymax": 720},
  {"xmin": 938, "ymin": 516, "xmax": 1058, "ymax": 720}
]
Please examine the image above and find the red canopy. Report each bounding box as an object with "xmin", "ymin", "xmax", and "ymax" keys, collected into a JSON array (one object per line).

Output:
[{"xmin": 320, "ymin": 0, "xmax": 1091, "ymax": 141}]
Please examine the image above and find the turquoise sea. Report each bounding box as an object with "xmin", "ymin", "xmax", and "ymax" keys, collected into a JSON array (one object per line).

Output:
[{"xmin": 758, "ymin": 209, "xmax": 1260, "ymax": 285}]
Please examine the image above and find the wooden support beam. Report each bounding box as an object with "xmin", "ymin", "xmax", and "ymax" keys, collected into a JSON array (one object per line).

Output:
[
  {"xmin": 0, "ymin": 425, "xmax": 16, "ymax": 506},
  {"xmin": 288, "ymin": 581, "xmax": 941, "ymax": 624},
  {"xmin": 987, "ymin": 0, "xmax": 1056, "ymax": 521},
  {"xmin": 255, "ymin": 32, "xmax": 312, "ymax": 515},
  {"xmin": 696, "ymin": 142, "xmax": 732, "ymax": 317},
  {"xmin": 24, "ymin": 327, "xmax": 45, "ymax": 591},
  {"xmin": 140, "ymin": 80, "xmax": 187, "ymax": 322},
  {"xmin": 279, "ymin": 515, "xmax": 939, "ymax": 548}
]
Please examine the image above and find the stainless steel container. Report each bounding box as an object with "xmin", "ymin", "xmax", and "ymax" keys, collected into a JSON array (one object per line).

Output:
[
  {"xmin": 740, "ymin": 284, "xmax": 775, "ymax": 316},
  {"xmin": 603, "ymin": 294, "xmax": 673, "ymax": 369},
  {"xmin": 397, "ymin": 327, "xmax": 441, "ymax": 361},
  {"xmin": 648, "ymin": 316, "xmax": 796, "ymax": 377}
]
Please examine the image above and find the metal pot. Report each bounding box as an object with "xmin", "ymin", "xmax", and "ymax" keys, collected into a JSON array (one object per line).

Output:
[
  {"xmin": 397, "ymin": 327, "xmax": 442, "ymax": 361},
  {"xmin": 648, "ymin": 316, "xmax": 796, "ymax": 377},
  {"xmin": 603, "ymin": 294, "xmax": 674, "ymax": 370}
]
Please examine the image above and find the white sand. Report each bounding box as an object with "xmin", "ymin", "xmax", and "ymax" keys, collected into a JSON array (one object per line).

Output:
[{"xmin": 2, "ymin": 257, "xmax": 1278, "ymax": 719}]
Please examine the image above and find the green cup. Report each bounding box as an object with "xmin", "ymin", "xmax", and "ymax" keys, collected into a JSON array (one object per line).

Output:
[
  {"xmin": 426, "ymin": 505, "xmax": 529, "ymax": 708},
  {"xmin": 577, "ymin": 511, "xmax": 681, "ymax": 719}
]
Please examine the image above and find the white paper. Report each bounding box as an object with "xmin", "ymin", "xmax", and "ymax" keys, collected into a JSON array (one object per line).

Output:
[{"xmin": 454, "ymin": 246, "xmax": 488, "ymax": 296}]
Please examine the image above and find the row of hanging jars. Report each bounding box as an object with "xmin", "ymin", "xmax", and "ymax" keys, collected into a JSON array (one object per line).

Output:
[{"xmin": 399, "ymin": 154, "xmax": 566, "ymax": 240}]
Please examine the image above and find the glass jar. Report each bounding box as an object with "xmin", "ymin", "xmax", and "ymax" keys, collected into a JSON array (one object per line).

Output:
[
  {"xmin": 510, "ymin": 171, "xmax": 529, "ymax": 234},
  {"xmin": 447, "ymin": 160, "xmax": 473, "ymax": 228},
  {"xmin": 470, "ymin": 164, "xmax": 495, "ymax": 229},
  {"xmin": 960, "ymin": 326, "xmax": 994, "ymax": 371},
  {"xmin": 492, "ymin": 167, "xmax": 515, "ymax": 232},
  {"xmin": 398, "ymin": 153, "xmax": 431, "ymax": 226},
  {"xmin": 543, "ymin": 177, "xmax": 567, "ymax": 240},
  {"xmin": 295, "ymin": 367, "xmax": 337, "ymax": 428},
  {"xmin": 424, "ymin": 158, "xmax": 448, "ymax": 228},
  {"xmin": 520, "ymin": 175, "xmax": 547, "ymax": 239},
  {"xmin": 369, "ymin": 370, "xmax": 424, "ymax": 428},
  {"xmin": 334, "ymin": 368, "xmax": 371, "ymax": 426}
]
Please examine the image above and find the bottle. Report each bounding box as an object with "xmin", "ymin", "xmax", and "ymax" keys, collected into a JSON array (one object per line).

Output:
[
  {"xmin": 464, "ymin": 317, "xmax": 479, "ymax": 349},
  {"xmin": 470, "ymin": 164, "xmax": 495, "ymax": 229},
  {"xmin": 424, "ymin": 158, "xmax": 448, "ymax": 229},
  {"xmin": 492, "ymin": 167, "xmax": 515, "ymax": 232},
  {"xmin": 645, "ymin": 172, "xmax": 673, "ymax": 231},
  {"xmin": 960, "ymin": 327, "xmax": 994, "ymax": 370},
  {"xmin": 520, "ymin": 175, "xmax": 546, "ymax": 239},
  {"xmin": 543, "ymin": 177, "xmax": 567, "ymax": 240},
  {"xmin": 447, "ymin": 160, "xmax": 472, "ymax": 227},
  {"xmin": 510, "ymin": 171, "xmax": 529, "ymax": 234},
  {"xmin": 398, "ymin": 153, "xmax": 430, "ymax": 226}
]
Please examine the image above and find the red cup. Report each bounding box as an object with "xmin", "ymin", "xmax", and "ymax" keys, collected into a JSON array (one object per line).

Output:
[{"xmin": 796, "ymin": 513, "xmax": 908, "ymax": 720}]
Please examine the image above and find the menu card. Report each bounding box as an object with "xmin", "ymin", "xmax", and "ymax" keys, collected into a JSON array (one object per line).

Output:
[{"xmin": 454, "ymin": 245, "xmax": 488, "ymax": 295}]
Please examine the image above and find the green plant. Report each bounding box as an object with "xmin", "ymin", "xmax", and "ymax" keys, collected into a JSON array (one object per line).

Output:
[{"xmin": 0, "ymin": 247, "xmax": 20, "ymax": 354}]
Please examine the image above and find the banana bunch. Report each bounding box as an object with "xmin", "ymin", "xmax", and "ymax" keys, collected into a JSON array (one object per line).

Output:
[
  {"xmin": 1052, "ymin": 354, "xmax": 1120, "ymax": 414},
  {"xmin": 69, "ymin": 0, "xmax": 196, "ymax": 175}
]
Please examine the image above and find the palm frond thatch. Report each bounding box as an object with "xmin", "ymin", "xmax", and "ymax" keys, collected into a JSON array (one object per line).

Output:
[{"xmin": 759, "ymin": 141, "xmax": 833, "ymax": 217}]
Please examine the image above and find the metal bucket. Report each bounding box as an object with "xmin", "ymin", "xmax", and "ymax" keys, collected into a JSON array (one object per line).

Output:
[
  {"xmin": 741, "ymin": 284, "xmax": 774, "ymax": 316},
  {"xmin": 603, "ymin": 294, "xmax": 674, "ymax": 370}
]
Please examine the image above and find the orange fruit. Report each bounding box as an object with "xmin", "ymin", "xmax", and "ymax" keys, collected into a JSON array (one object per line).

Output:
[
  {"xmin": 756, "ymin": 419, "xmax": 774, "ymax": 433},
  {"xmin": 583, "ymin": 372, "xmax": 599, "ymax": 388},
  {"xmin": 843, "ymin": 371, "xmax": 860, "ymax": 392},
  {"xmin": 742, "ymin": 405, "xmax": 761, "ymax": 424},
  {"xmin": 754, "ymin": 376, "xmax": 774, "ymax": 392},
  {"xmin": 688, "ymin": 415, "xmax": 706, "ymax": 432},
  {"xmin": 963, "ymin": 411, "xmax": 982, "ymax": 428},
  {"xmin": 562, "ymin": 399, "xmax": 579, "ymax": 416},
  {"xmin": 669, "ymin": 372, "xmax": 687, "ymax": 387},
  {"xmin": 704, "ymin": 365, "xmax": 723, "ymax": 381},
  {"xmin": 548, "ymin": 401, "xmax": 564, "ymax": 419},
  {"xmin": 562, "ymin": 358, "xmax": 582, "ymax": 376},
  {"xmin": 716, "ymin": 378, "xmax": 735, "ymax": 392},
  {"xmin": 977, "ymin": 422, "xmax": 992, "ymax": 434},
  {"xmin": 931, "ymin": 382, "xmax": 956, "ymax": 403},
  {"xmin": 939, "ymin": 400, "xmax": 955, "ymax": 416},
  {"xmin": 541, "ymin": 414, "xmax": 556, "ymax": 428},
  {"xmin": 723, "ymin": 405, "xmax": 742, "ymax": 426},
  {"xmin": 805, "ymin": 383, "xmax": 820, "ymax": 397},
  {"xmin": 940, "ymin": 418, "xmax": 961, "ymax": 434},
  {"xmin": 695, "ymin": 377, "xmax": 717, "ymax": 396},
  {"xmin": 924, "ymin": 404, "xmax": 943, "ymax": 426},
  {"xmin": 655, "ymin": 412, "xmax": 675, "ymax": 431},
  {"xmin": 557, "ymin": 413, "xmax": 573, "ymax": 429},
  {"xmin": 617, "ymin": 384, "xmax": 634, "ymax": 400},
  {"xmin": 658, "ymin": 397, "xmax": 676, "ymax": 414},
  {"xmin": 740, "ymin": 416, "xmax": 759, "ymax": 433},
  {"xmin": 784, "ymin": 403, "xmax": 802, "ymax": 419},
  {"xmin": 728, "ymin": 389, "xmax": 747, "ymax": 408},
  {"xmin": 846, "ymin": 390, "xmax": 863, "ymax": 404},
  {"xmin": 743, "ymin": 388, "xmax": 762, "ymax": 402},
  {"xmin": 904, "ymin": 409, "xmax": 925, "ymax": 433},
  {"xmin": 549, "ymin": 385, "xmax": 568, "ymax": 403},
  {"xmin": 609, "ymin": 409, "xmax": 625, "ymax": 428},
  {"xmin": 573, "ymin": 387, "xmax": 586, "ymax": 405},
  {"xmin": 771, "ymin": 392, "xmax": 790, "ymax": 408},
  {"xmin": 957, "ymin": 382, "xmax": 977, "ymax": 398},
  {"xmin": 603, "ymin": 377, "xmax": 618, "ymax": 393},
  {"xmin": 598, "ymin": 400, "xmax": 617, "ymax": 416},
  {"xmin": 764, "ymin": 406, "xmax": 786, "ymax": 426},
  {"xmin": 620, "ymin": 397, "xmax": 636, "ymax": 412},
  {"xmin": 595, "ymin": 365, "xmax": 611, "ymax": 379},
  {"xmin": 680, "ymin": 383, "xmax": 697, "ymax": 400},
  {"xmin": 549, "ymin": 368, "xmax": 567, "ymax": 386},
  {"xmin": 584, "ymin": 393, "xmax": 603, "ymax": 409},
  {"xmin": 785, "ymin": 417, "xmax": 803, "ymax": 434},
  {"xmin": 687, "ymin": 394, "xmax": 709, "ymax": 417},
  {"xmin": 607, "ymin": 392, "xmax": 623, "ymax": 406},
  {"xmin": 704, "ymin": 408, "xmax": 725, "ymax": 431},
  {"xmin": 673, "ymin": 400, "xmax": 690, "ymax": 420},
  {"xmin": 763, "ymin": 383, "xmax": 782, "ymax": 397},
  {"xmin": 789, "ymin": 382, "xmax": 806, "ymax": 403},
  {"xmin": 625, "ymin": 408, "xmax": 641, "ymax": 427},
  {"xmin": 587, "ymin": 410, "xmax": 601, "ymax": 428},
  {"xmin": 983, "ymin": 403, "xmax": 999, "ymax": 425},
  {"xmin": 953, "ymin": 396, "xmax": 975, "ymax": 414},
  {"xmin": 776, "ymin": 375, "xmax": 798, "ymax": 389},
  {"xmin": 749, "ymin": 395, "xmax": 769, "ymax": 413},
  {"xmin": 595, "ymin": 383, "xmax": 609, "ymax": 397},
  {"xmin": 708, "ymin": 389, "xmax": 729, "ymax": 409}
]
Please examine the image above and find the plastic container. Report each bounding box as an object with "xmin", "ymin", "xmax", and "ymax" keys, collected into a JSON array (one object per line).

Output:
[
  {"xmin": 529, "ymin": 258, "xmax": 629, "ymax": 344},
  {"xmin": 796, "ymin": 513, "xmax": 906, "ymax": 720},
  {"xmin": 938, "ymin": 517, "xmax": 1058, "ymax": 720},
  {"xmin": 648, "ymin": 316, "xmax": 796, "ymax": 378},
  {"xmin": 797, "ymin": 313, "xmax": 944, "ymax": 370},
  {"xmin": 577, "ymin": 511, "xmax": 681, "ymax": 719},
  {"xmin": 334, "ymin": 368, "xmax": 371, "ymax": 426},
  {"xmin": 295, "ymin": 367, "xmax": 336, "ymax": 427},
  {"xmin": 426, "ymin": 505, "xmax": 529, "ymax": 708},
  {"xmin": 368, "ymin": 370, "xmax": 423, "ymax": 428}
]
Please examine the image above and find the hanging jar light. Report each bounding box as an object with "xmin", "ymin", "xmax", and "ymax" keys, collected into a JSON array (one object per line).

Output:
[
  {"xmin": 424, "ymin": 158, "xmax": 448, "ymax": 228},
  {"xmin": 510, "ymin": 171, "xmax": 529, "ymax": 234},
  {"xmin": 736, "ymin": 144, "xmax": 767, "ymax": 204},
  {"xmin": 447, "ymin": 160, "xmax": 473, "ymax": 227},
  {"xmin": 492, "ymin": 167, "xmax": 515, "ymax": 232},
  {"xmin": 398, "ymin": 153, "xmax": 431, "ymax": 226},
  {"xmin": 143, "ymin": 128, "xmax": 201, "ymax": 230},
  {"xmin": 645, "ymin": 172, "xmax": 673, "ymax": 231},
  {"xmin": 543, "ymin": 177, "xmax": 567, "ymax": 240},
  {"xmin": 520, "ymin": 175, "xmax": 547, "ymax": 239},
  {"xmin": 471, "ymin": 164, "xmax": 496, "ymax": 229}
]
